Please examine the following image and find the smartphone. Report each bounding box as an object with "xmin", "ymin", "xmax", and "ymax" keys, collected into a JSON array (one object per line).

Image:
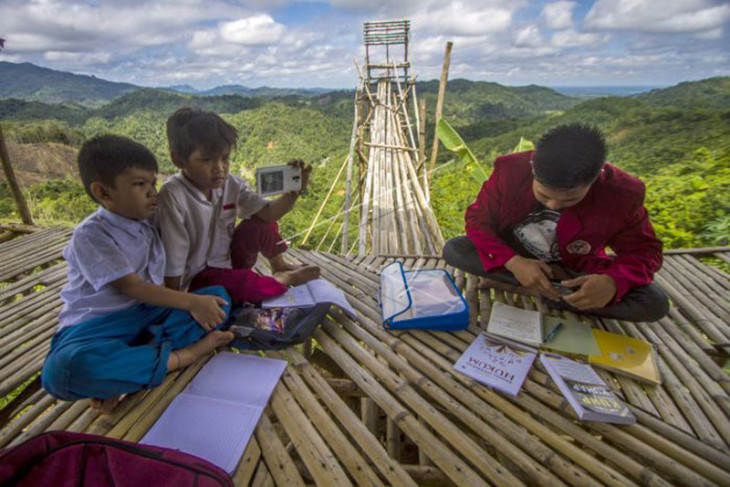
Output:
[
  {"xmin": 552, "ymin": 282, "xmax": 576, "ymax": 296},
  {"xmin": 255, "ymin": 164, "xmax": 302, "ymax": 196}
]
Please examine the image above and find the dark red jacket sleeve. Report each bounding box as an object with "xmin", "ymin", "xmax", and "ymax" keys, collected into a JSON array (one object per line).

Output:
[
  {"xmin": 465, "ymin": 160, "xmax": 518, "ymax": 271},
  {"xmin": 596, "ymin": 197, "xmax": 664, "ymax": 303}
]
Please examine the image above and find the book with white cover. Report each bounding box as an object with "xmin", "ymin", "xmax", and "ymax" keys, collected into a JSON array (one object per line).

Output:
[
  {"xmin": 453, "ymin": 333, "xmax": 537, "ymax": 397},
  {"xmin": 141, "ymin": 352, "xmax": 287, "ymax": 473},
  {"xmin": 540, "ymin": 353, "xmax": 636, "ymax": 424},
  {"xmin": 262, "ymin": 278, "xmax": 356, "ymax": 317},
  {"xmin": 486, "ymin": 301, "xmax": 544, "ymax": 346}
]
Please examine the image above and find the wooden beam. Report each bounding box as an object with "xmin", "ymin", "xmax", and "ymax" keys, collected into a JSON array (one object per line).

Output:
[
  {"xmin": 0, "ymin": 126, "xmax": 34, "ymax": 225},
  {"xmin": 427, "ymin": 42, "xmax": 453, "ymax": 182}
]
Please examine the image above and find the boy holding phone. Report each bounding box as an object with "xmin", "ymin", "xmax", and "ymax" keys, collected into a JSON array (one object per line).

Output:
[
  {"xmin": 156, "ymin": 108, "xmax": 320, "ymax": 304},
  {"xmin": 443, "ymin": 123, "xmax": 669, "ymax": 322}
]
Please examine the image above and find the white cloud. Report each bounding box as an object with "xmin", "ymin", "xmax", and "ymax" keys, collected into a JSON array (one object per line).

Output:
[
  {"xmin": 410, "ymin": 1, "xmax": 514, "ymax": 37},
  {"xmin": 541, "ymin": 1, "xmax": 576, "ymax": 30},
  {"xmin": 585, "ymin": 0, "xmax": 730, "ymax": 35},
  {"xmin": 220, "ymin": 15, "xmax": 286, "ymax": 46},
  {"xmin": 44, "ymin": 51, "xmax": 112, "ymax": 64},
  {"xmin": 551, "ymin": 29, "xmax": 603, "ymax": 48},
  {"xmin": 513, "ymin": 25, "xmax": 544, "ymax": 48}
]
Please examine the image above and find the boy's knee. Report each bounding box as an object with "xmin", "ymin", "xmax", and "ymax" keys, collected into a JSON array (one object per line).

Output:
[
  {"xmin": 442, "ymin": 236, "xmax": 476, "ymax": 267},
  {"xmin": 235, "ymin": 217, "xmax": 279, "ymax": 236},
  {"xmin": 642, "ymin": 285, "xmax": 670, "ymax": 322},
  {"xmin": 42, "ymin": 347, "xmax": 89, "ymax": 401}
]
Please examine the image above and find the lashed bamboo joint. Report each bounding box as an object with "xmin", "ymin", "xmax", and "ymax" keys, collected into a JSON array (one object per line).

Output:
[{"xmin": 0, "ymin": 223, "xmax": 729, "ymax": 486}]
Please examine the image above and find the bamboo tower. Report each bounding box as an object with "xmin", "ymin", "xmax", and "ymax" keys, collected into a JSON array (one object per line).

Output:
[{"xmin": 302, "ymin": 20, "xmax": 445, "ymax": 257}]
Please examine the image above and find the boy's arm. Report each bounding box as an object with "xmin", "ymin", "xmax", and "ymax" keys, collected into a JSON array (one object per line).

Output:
[
  {"xmin": 254, "ymin": 159, "xmax": 311, "ymax": 222},
  {"xmin": 112, "ymin": 273, "xmax": 227, "ymax": 330},
  {"xmin": 465, "ymin": 161, "xmax": 520, "ymax": 270},
  {"xmin": 156, "ymin": 190, "xmax": 190, "ymax": 289},
  {"xmin": 465, "ymin": 160, "xmax": 560, "ymax": 299},
  {"xmin": 255, "ymin": 192, "xmax": 298, "ymax": 222},
  {"xmin": 165, "ymin": 276, "xmax": 183, "ymax": 291},
  {"xmin": 595, "ymin": 203, "xmax": 663, "ymax": 303}
]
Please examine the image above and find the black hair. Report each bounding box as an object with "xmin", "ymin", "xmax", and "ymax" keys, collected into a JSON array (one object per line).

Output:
[
  {"xmin": 166, "ymin": 107, "xmax": 238, "ymax": 162},
  {"xmin": 78, "ymin": 134, "xmax": 158, "ymax": 201},
  {"xmin": 532, "ymin": 123, "xmax": 607, "ymax": 189}
]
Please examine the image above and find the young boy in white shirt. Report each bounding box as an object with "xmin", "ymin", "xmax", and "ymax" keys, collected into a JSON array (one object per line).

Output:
[
  {"xmin": 157, "ymin": 108, "xmax": 319, "ymax": 303},
  {"xmin": 41, "ymin": 135, "xmax": 234, "ymax": 413}
]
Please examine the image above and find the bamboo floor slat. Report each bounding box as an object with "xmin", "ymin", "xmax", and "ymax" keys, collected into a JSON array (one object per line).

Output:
[{"xmin": 0, "ymin": 230, "xmax": 728, "ymax": 486}]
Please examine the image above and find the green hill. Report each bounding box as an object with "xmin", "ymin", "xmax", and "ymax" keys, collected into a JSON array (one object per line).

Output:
[
  {"xmin": 0, "ymin": 62, "xmax": 138, "ymax": 105},
  {"xmin": 637, "ymin": 77, "xmax": 730, "ymax": 110}
]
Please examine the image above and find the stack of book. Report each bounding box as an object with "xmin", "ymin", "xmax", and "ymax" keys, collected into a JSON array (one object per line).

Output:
[{"xmin": 452, "ymin": 302, "xmax": 655, "ymax": 424}]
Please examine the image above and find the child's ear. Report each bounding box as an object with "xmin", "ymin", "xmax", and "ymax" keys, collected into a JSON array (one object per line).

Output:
[{"xmin": 90, "ymin": 182, "xmax": 112, "ymax": 205}]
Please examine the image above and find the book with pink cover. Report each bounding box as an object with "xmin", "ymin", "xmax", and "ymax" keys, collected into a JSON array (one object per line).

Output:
[{"xmin": 141, "ymin": 352, "xmax": 286, "ymax": 473}]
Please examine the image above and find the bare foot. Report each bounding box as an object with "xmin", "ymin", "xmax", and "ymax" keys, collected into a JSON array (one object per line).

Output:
[
  {"xmin": 274, "ymin": 265, "xmax": 321, "ymax": 287},
  {"xmin": 169, "ymin": 331, "xmax": 234, "ymax": 371},
  {"xmin": 269, "ymin": 253, "xmax": 305, "ymax": 273},
  {"xmin": 89, "ymin": 395, "xmax": 125, "ymax": 414}
]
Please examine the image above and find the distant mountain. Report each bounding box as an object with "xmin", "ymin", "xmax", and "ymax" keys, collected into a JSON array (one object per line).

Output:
[
  {"xmin": 637, "ymin": 77, "xmax": 730, "ymax": 110},
  {"xmin": 0, "ymin": 62, "xmax": 138, "ymax": 105},
  {"xmin": 551, "ymin": 86, "xmax": 663, "ymax": 98},
  {"xmin": 165, "ymin": 84, "xmax": 330, "ymax": 98},
  {"xmin": 416, "ymin": 79, "xmax": 581, "ymax": 125}
]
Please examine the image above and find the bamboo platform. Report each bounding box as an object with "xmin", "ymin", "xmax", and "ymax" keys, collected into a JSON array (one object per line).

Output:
[{"xmin": 1, "ymin": 228, "xmax": 729, "ymax": 486}]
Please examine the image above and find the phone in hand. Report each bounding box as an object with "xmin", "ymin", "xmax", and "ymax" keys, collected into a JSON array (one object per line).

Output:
[
  {"xmin": 255, "ymin": 165, "xmax": 302, "ymax": 196},
  {"xmin": 552, "ymin": 282, "xmax": 576, "ymax": 296}
]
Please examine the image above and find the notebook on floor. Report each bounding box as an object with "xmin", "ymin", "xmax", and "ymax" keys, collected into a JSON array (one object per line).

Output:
[{"xmin": 141, "ymin": 352, "xmax": 287, "ymax": 473}]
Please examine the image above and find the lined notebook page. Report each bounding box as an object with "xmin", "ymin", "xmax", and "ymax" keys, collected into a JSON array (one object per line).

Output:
[{"xmin": 141, "ymin": 352, "xmax": 287, "ymax": 473}]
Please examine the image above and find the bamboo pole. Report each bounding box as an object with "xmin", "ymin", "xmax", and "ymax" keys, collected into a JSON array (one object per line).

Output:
[
  {"xmin": 286, "ymin": 347, "xmax": 418, "ymax": 487},
  {"xmin": 269, "ymin": 382, "xmax": 354, "ymax": 486},
  {"xmin": 255, "ymin": 412, "xmax": 307, "ymax": 487},
  {"xmin": 301, "ymin": 155, "xmax": 349, "ymax": 246},
  {"xmin": 0, "ymin": 126, "xmax": 34, "ymax": 225},
  {"xmin": 314, "ymin": 328, "xmax": 492, "ymax": 487},
  {"xmin": 342, "ymin": 77, "xmax": 363, "ymax": 254},
  {"xmin": 268, "ymin": 351, "xmax": 387, "ymax": 487},
  {"xmin": 427, "ymin": 41, "xmax": 453, "ymax": 182}
]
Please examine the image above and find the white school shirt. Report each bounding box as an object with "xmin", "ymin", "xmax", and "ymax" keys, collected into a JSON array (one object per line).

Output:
[
  {"xmin": 156, "ymin": 172, "xmax": 269, "ymax": 289},
  {"xmin": 58, "ymin": 207, "xmax": 165, "ymax": 329}
]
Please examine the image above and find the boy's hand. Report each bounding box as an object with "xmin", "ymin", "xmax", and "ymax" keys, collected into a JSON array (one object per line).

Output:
[
  {"xmin": 504, "ymin": 255, "xmax": 562, "ymax": 300},
  {"xmin": 189, "ymin": 294, "xmax": 228, "ymax": 331},
  {"xmin": 287, "ymin": 159, "xmax": 312, "ymax": 193},
  {"xmin": 561, "ymin": 274, "xmax": 617, "ymax": 310}
]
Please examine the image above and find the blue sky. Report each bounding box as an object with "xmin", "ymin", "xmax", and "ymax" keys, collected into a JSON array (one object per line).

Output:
[{"xmin": 0, "ymin": 0, "xmax": 728, "ymax": 89}]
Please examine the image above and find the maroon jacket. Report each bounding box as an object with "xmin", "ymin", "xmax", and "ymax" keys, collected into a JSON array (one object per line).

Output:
[{"xmin": 465, "ymin": 151, "xmax": 663, "ymax": 303}]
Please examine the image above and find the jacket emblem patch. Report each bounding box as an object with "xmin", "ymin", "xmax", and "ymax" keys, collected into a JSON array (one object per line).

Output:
[{"xmin": 566, "ymin": 240, "xmax": 591, "ymax": 255}]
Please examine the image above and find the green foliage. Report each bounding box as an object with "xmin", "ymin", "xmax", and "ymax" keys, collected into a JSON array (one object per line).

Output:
[
  {"xmin": 513, "ymin": 137, "xmax": 534, "ymax": 153},
  {"xmin": 0, "ymin": 178, "xmax": 97, "ymax": 225},
  {"xmin": 436, "ymin": 119, "xmax": 488, "ymax": 184},
  {"xmin": 643, "ymin": 147, "xmax": 730, "ymax": 248}
]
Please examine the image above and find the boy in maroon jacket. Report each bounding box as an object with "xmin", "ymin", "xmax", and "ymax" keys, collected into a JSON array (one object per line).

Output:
[{"xmin": 443, "ymin": 123, "xmax": 669, "ymax": 322}]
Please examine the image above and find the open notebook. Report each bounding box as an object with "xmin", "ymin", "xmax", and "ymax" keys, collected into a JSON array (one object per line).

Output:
[{"xmin": 141, "ymin": 352, "xmax": 287, "ymax": 474}]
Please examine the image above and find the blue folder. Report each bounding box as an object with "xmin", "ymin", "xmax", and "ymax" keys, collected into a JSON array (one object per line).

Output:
[{"xmin": 380, "ymin": 261, "xmax": 469, "ymax": 331}]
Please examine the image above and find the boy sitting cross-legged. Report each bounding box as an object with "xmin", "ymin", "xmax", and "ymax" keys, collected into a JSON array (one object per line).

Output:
[
  {"xmin": 157, "ymin": 108, "xmax": 319, "ymax": 304},
  {"xmin": 41, "ymin": 135, "xmax": 234, "ymax": 414}
]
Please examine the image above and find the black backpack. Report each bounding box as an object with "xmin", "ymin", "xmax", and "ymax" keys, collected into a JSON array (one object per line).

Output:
[{"xmin": 228, "ymin": 304, "xmax": 330, "ymax": 350}]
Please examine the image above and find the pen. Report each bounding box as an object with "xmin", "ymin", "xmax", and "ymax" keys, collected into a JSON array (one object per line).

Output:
[{"xmin": 544, "ymin": 322, "xmax": 563, "ymax": 343}]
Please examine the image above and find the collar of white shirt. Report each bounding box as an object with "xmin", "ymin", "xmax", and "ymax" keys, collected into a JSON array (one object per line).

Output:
[
  {"xmin": 176, "ymin": 172, "xmax": 224, "ymax": 205},
  {"xmin": 97, "ymin": 206, "xmax": 154, "ymax": 237}
]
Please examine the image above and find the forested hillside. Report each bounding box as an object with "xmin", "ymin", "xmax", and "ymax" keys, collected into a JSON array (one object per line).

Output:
[{"xmin": 1, "ymin": 75, "xmax": 728, "ymax": 251}]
